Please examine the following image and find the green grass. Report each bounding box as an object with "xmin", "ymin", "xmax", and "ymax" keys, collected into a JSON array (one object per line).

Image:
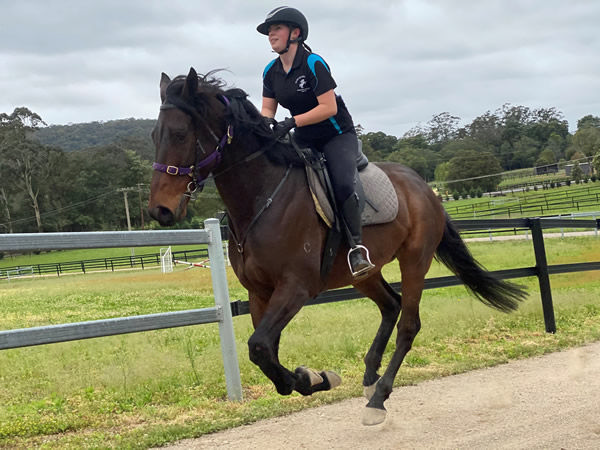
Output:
[
  {"xmin": 497, "ymin": 172, "xmax": 571, "ymax": 190},
  {"xmin": 0, "ymin": 237, "xmax": 599, "ymax": 448},
  {"xmin": 444, "ymin": 181, "xmax": 600, "ymax": 218}
]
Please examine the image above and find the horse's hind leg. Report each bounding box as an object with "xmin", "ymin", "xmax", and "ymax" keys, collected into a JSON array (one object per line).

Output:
[{"xmin": 355, "ymin": 275, "xmax": 402, "ymax": 392}]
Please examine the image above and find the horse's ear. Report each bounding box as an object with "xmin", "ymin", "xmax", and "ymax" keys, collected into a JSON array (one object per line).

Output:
[
  {"xmin": 182, "ymin": 67, "xmax": 198, "ymax": 100},
  {"xmin": 160, "ymin": 73, "xmax": 171, "ymax": 103}
]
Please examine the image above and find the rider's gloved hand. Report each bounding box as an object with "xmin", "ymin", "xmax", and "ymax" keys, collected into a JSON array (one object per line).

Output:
[
  {"xmin": 273, "ymin": 117, "xmax": 296, "ymax": 140},
  {"xmin": 263, "ymin": 116, "xmax": 277, "ymax": 129}
]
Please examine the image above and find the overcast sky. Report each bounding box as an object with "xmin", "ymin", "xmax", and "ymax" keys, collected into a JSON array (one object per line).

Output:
[{"xmin": 1, "ymin": 0, "xmax": 598, "ymax": 137}]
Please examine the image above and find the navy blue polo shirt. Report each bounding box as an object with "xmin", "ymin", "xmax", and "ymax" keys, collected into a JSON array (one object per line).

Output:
[{"xmin": 262, "ymin": 46, "xmax": 355, "ymax": 142}]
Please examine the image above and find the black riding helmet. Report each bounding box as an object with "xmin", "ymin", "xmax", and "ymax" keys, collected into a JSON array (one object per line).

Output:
[{"xmin": 257, "ymin": 6, "xmax": 309, "ymax": 54}]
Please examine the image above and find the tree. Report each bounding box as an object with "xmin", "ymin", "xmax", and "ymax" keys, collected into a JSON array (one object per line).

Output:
[
  {"xmin": 422, "ymin": 112, "xmax": 461, "ymax": 149},
  {"xmin": 569, "ymin": 151, "xmax": 586, "ymax": 163},
  {"xmin": 0, "ymin": 108, "xmax": 62, "ymax": 232},
  {"xmin": 544, "ymin": 132, "xmax": 567, "ymax": 161},
  {"xmin": 577, "ymin": 114, "xmax": 600, "ymax": 130},
  {"xmin": 387, "ymin": 147, "xmax": 430, "ymax": 180},
  {"xmin": 571, "ymin": 162, "xmax": 584, "ymax": 183},
  {"xmin": 567, "ymin": 127, "xmax": 600, "ymax": 158},
  {"xmin": 510, "ymin": 136, "xmax": 540, "ymax": 169},
  {"xmin": 536, "ymin": 148, "xmax": 556, "ymax": 167},
  {"xmin": 466, "ymin": 111, "xmax": 503, "ymax": 151},
  {"xmin": 360, "ymin": 131, "xmax": 398, "ymax": 160},
  {"xmin": 445, "ymin": 149, "xmax": 502, "ymax": 193},
  {"xmin": 434, "ymin": 161, "xmax": 450, "ymax": 183},
  {"xmin": 0, "ymin": 186, "xmax": 13, "ymax": 233},
  {"xmin": 500, "ymin": 104, "xmax": 532, "ymax": 150},
  {"xmin": 525, "ymin": 107, "xmax": 569, "ymax": 146},
  {"xmin": 439, "ymin": 137, "xmax": 491, "ymax": 163},
  {"xmin": 591, "ymin": 153, "xmax": 600, "ymax": 176}
]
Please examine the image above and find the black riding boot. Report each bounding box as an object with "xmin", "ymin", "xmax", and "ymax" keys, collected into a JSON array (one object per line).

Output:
[{"xmin": 341, "ymin": 193, "xmax": 375, "ymax": 278}]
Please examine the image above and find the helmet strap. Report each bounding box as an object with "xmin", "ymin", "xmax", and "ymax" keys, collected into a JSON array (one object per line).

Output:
[{"xmin": 276, "ymin": 29, "xmax": 302, "ymax": 55}]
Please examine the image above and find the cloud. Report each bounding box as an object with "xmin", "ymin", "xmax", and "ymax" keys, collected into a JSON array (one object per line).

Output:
[{"xmin": 1, "ymin": 0, "xmax": 599, "ymax": 135}]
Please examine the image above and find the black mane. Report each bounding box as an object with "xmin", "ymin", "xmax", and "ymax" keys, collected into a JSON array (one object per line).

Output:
[{"xmin": 167, "ymin": 70, "xmax": 305, "ymax": 167}]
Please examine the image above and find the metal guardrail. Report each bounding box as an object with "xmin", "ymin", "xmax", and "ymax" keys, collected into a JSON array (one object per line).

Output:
[
  {"xmin": 0, "ymin": 229, "xmax": 212, "ymax": 251},
  {"xmin": 0, "ymin": 220, "xmax": 242, "ymax": 402}
]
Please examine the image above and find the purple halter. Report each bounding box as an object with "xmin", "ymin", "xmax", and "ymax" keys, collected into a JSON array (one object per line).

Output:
[{"xmin": 152, "ymin": 95, "xmax": 233, "ymax": 196}]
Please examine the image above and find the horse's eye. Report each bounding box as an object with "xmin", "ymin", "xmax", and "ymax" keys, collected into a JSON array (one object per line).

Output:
[{"xmin": 173, "ymin": 131, "xmax": 187, "ymax": 143}]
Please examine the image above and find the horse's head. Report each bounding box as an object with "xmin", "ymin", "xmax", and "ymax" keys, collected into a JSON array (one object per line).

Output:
[{"xmin": 148, "ymin": 68, "xmax": 230, "ymax": 226}]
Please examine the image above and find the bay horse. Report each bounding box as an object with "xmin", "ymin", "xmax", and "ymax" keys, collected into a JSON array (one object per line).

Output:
[{"xmin": 148, "ymin": 68, "xmax": 527, "ymax": 425}]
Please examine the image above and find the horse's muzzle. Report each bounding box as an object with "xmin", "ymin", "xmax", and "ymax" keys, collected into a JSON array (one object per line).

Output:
[{"xmin": 148, "ymin": 206, "xmax": 176, "ymax": 226}]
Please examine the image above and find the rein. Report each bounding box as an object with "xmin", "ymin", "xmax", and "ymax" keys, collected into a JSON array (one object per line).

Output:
[{"xmin": 228, "ymin": 164, "xmax": 293, "ymax": 254}]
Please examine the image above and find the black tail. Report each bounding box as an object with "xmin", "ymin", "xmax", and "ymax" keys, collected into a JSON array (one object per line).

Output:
[{"xmin": 435, "ymin": 214, "xmax": 527, "ymax": 312}]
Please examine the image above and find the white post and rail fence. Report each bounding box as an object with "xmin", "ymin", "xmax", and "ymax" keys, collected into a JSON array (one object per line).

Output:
[{"xmin": 0, "ymin": 219, "xmax": 243, "ymax": 402}]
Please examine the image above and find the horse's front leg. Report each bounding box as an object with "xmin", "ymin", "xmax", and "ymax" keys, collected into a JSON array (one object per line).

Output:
[
  {"xmin": 355, "ymin": 276, "xmax": 402, "ymax": 394},
  {"xmin": 248, "ymin": 285, "xmax": 340, "ymax": 396},
  {"xmin": 363, "ymin": 268, "xmax": 424, "ymax": 426}
]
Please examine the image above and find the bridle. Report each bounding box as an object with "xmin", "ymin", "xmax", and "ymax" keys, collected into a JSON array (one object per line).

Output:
[
  {"xmin": 151, "ymin": 88, "xmax": 294, "ymax": 253},
  {"xmin": 152, "ymin": 94, "xmax": 234, "ymax": 199}
]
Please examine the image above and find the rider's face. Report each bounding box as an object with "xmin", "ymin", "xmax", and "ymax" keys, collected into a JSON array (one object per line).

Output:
[{"xmin": 267, "ymin": 24, "xmax": 299, "ymax": 53}]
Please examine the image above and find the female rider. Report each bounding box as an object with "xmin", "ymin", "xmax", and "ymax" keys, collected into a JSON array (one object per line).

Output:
[{"xmin": 257, "ymin": 6, "xmax": 374, "ymax": 278}]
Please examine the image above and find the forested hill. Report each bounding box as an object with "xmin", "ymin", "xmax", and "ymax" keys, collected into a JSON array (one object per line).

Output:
[{"xmin": 34, "ymin": 118, "xmax": 155, "ymax": 152}]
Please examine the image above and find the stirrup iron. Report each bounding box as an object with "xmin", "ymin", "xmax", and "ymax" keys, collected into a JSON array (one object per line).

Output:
[{"xmin": 347, "ymin": 245, "xmax": 375, "ymax": 278}]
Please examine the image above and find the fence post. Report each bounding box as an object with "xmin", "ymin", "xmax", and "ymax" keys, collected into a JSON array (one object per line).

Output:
[
  {"xmin": 205, "ymin": 218, "xmax": 243, "ymax": 401},
  {"xmin": 529, "ymin": 218, "xmax": 556, "ymax": 333}
]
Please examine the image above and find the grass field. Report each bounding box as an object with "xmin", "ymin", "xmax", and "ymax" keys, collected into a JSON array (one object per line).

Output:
[
  {"xmin": 0, "ymin": 245, "xmax": 208, "ymax": 269},
  {"xmin": 1, "ymin": 236, "xmax": 599, "ymax": 448},
  {"xmin": 443, "ymin": 182, "xmax": 600, "ymax": 220}
]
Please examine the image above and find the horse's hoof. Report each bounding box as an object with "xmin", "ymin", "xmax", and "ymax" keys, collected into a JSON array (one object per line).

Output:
[
  {"xmin": 296, "ymin": 366, "xmax": 323, "ymax": 386},
  {"xmin": 363, "ymin": 379, "xmax": 379, "ymax": 400},
  {"xmin": 322, "ymin": 370, "xmax": 342, "ymax": 389},
  {"xmin": 362, "ymin": 406, "xmax": 387, "ymax": 426}
]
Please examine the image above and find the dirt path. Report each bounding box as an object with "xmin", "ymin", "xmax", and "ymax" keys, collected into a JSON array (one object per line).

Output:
[{"xmin": 164, "ymin": 341, "xmax": 600, "ymax": 449}]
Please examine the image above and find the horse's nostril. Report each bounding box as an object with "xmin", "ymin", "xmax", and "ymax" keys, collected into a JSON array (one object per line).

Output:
[{"xmin": 148, "ymin": 206, "xmax": 175, "ymax": 226}]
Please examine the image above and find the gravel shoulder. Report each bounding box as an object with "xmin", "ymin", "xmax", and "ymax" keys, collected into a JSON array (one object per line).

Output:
[{"xmin": 163, "ymin": 341, "xmax": 600, "ymax": 449}]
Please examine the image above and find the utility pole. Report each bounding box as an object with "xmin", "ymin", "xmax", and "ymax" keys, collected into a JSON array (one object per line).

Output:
[
  {"xmin": 121, "ymin": 189, "xmax": 132, "ymax": 231},
  {"xmin": 137, "ymin": 183, "xmax": 145, "ymax": 230},
  {"xmin": 118, "ymin": 187, "xmax": 135, "ymax": 256}
]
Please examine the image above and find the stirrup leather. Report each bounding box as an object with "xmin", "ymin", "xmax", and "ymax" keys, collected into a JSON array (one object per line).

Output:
[{"xmin": 347, "ymin": 245, "xmax": 375, "ymax": 278}]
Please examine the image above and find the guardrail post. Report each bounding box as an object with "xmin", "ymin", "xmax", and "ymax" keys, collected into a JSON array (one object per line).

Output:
[
  {"xmin": 205, "ymin": 218, "xmax": 243, "ymax": 401},
  {"xmin": 529, "ymin": 218, "xmax": 556, "ymax": 333}
]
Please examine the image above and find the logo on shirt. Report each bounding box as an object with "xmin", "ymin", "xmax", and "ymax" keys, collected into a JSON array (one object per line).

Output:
[{"xmin": 295, "ymin": 75, "xmax": 310, "ymax": 93}]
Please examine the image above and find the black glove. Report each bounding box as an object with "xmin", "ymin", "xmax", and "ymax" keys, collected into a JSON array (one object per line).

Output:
[
  {"xmin": 273, "ymin": 117, "xmax": 296, "ymax": 140},
  {"xmin": 263, "ymin": 116, "xmax": 277, "ymax": 129}
]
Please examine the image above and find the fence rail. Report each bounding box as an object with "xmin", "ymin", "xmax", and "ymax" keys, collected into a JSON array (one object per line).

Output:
[
  {"xmin": 229, "ymin": 218, "xmax": 599, "ymax": 334},
  {"xmin": 0, "ymin": 221, "xmax": 243, "ymax": 401},
  {"xmin": 0, "ymin": 217, "xmax": 599, "ymax": 401},
  {"xmin": 446, "ymin": 184, "xmax": 600, "ymax": 219},
  {"xmin": 0, "ymin": 248, "xmax": 208, "ymax": 278}
]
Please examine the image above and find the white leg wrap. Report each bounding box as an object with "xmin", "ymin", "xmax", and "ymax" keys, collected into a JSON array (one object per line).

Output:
[
  {"xmin": 363, "ymin": 379, "xmax": 379, "ymax": 400},
  {"xmin": 323, "ymin": 370, "xmax": 342, "ymax": 389},
  {"xmin": 297, "ymin": 366, "xmax": 323, "ymax": 386}
]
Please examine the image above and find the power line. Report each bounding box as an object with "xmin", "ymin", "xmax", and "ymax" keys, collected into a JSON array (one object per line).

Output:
[
  {"xmin": 0, "ymin": 189, "xmax": 117, "ymax": 227},
  {"xmin": 0, "ymin": 184, "xmax": 222, "ymax": 228},
  {"xmin": 437, "ymin": 155, "xmax": 593, "ymax": 186}
]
